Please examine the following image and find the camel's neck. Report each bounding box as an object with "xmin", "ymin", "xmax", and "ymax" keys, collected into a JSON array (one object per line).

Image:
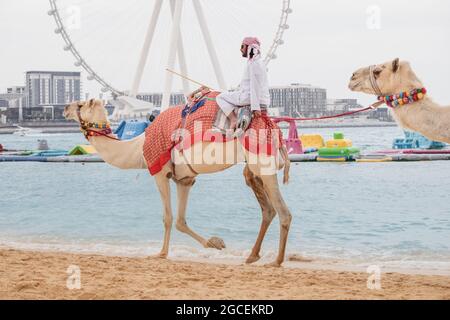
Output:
[
  {"xmin": 392, "ymin": 97, "xmax": 450, "ymax": 144},
  {"xmin": 89, "ymin": 133, "xmax": 147, "ymax": 169}
]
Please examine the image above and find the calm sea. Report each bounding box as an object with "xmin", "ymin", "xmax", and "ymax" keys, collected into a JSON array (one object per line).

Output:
[{"xmin": 1, "ymin": 127, "xmax": 449, "ymax": 274}]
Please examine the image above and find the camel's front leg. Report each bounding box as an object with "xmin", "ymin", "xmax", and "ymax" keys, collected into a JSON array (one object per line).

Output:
[
  {"xmin": 154, "ymin": 171, "xmax": 173, "ymax": 258},
  {"xmin": 175, "ymin": 178, "xmax": 226, "ymax": 250},
  {"xmin": 243, "ymin": 165, "xmax": 276, "ymax": 264},
  {"xmin": 260, "ymin": 174, "xmax": 292, "ymax": 267}
]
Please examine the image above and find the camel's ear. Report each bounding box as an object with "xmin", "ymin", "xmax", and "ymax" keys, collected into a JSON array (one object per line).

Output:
[
  {"xmin": 392, "ymin": 58, "xmax": 400, "ymax": 73},
  {"xmin": 88, "ymin": 98, "xmax": 96, "ymax": 108}
]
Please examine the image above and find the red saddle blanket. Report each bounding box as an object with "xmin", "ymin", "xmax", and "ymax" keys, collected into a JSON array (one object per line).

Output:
[{"xmin": 143, "ymin": 91, "xmax": 283, "ymax": 175}]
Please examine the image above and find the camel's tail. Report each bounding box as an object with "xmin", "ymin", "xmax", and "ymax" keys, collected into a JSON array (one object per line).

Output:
[{"xmin": 280, "ymin": 145, "xmax": 290, "ymax": 184}]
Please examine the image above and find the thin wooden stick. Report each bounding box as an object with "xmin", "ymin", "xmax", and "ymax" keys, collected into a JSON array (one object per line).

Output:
[{"xmin": 165, "ymin": 68, "xmax": 215, "ymax": 90}]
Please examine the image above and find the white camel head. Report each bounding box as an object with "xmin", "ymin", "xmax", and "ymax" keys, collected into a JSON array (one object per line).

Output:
[
  {"xmin": 349, "ymin": 58, "xmax": 450, "ymax": 144},
  {"xmin": 348, "ymin": 58, "xmax": 424, "ymax": 96},
  {"xmin": 64, "ymin": 99, "xmax": 109, "ymax": 124}
]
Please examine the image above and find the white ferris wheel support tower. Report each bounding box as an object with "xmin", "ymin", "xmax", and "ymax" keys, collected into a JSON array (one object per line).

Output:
[{"xmin": 130, "ymin": 0, "xmax": 227, "ymax": 111}]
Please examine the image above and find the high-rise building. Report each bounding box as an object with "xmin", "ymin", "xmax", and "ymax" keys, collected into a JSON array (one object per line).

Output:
[
  {"xmin": 0, "ymin": 87, "xmax": 26, "ymax": 123},
  {"xmin": 25, "ymin": 71, "xmax": 81, "ymax": 108},
  {"xmin": 0, "ymin": 87, "xmax": 26, "ymax": 109},
  {"xmin": 7, "ymin": 86, "xmax": 25, "ymax": 94},
  {"xmin": 136, "ymin": 92, "xmax": 186, "ymax": 109},
  {"xmin": 326, "ymin": 99, "xmax": 361, "ymax": 113},
  {"xmin": 269, "ymin": 84, "xmax": 327, "ymax": 117}
]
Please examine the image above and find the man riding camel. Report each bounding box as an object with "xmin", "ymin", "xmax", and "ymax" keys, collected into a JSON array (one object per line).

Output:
[{"xmin": 212, "ymin": 37, "xmax": 271, "ymax": 134}]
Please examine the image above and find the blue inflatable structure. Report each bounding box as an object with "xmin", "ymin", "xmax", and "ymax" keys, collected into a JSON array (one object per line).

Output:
[
  {"xmin": 114, "ymin": 120, "xmax": 150, "ymax": 140},
  {"xmin": 393, "ymin": 131, "xmax": 447, "ymax": 149}
]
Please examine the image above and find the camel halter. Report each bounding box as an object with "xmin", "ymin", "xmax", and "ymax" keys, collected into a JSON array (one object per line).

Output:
[
  {"xmin": 369, "ymin": 65, "xmax": 427, "ymax": 108},
  {"xmin": 369, "ymin": 65, "xmax": 383, "ymax": 96},
  {"xmin": 76, "ymin": 105, "xmax": 119, "ymax": 141}
]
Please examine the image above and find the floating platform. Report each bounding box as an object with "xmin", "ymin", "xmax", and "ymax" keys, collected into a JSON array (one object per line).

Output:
[
  {"xmin": 1, "ymin": 152, "xmax": 450, "ymax": 163},
  {"xmin": 288, "ymin": 154, "xmax": 317, "ymax": 162},
  {"xmin": 0, "ymin": 155, "xmax": 50, "ymax": 162},
  {"xmin": 387, "ymin": 153, "xmax": 450, "ymax": 161},
  {"xmin": 288, "ymin": 152, "xmax": 450, "ymax": 162},
  {"xmin": 0, "ymin": 155, "xmax": 104, "ymax": 163},
  {"xmin": 374, "ymin": 149, "xmax": 450, "ymax": 155}
]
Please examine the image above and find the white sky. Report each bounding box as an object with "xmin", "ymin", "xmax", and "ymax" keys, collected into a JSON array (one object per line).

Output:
[{"xmin": 1, "ymin": 0, "xmax": 450, "ymax": 106}]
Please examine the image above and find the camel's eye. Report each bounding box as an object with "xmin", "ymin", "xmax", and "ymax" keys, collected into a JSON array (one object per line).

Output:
[
  {"xmin": 373, "ymin": 65, "xmax": 386, "ymax": 78},
  {"xmin": 373, "ymin": 69, "xmax": 382, "ymax": 78}
]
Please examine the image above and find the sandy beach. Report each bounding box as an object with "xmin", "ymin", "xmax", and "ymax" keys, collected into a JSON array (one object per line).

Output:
[{"xmin": 0, "ymin": 248, "xmax": 449, "ymax": 300}]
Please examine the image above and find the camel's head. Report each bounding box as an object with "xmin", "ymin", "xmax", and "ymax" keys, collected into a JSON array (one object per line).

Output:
[
  {"xmin": 63, "ymin": 99, "xmax": 109, "ymax": 125},
  {"xmin": 348, "ymin": 58, "xmax": 423, "ymax": 96}
]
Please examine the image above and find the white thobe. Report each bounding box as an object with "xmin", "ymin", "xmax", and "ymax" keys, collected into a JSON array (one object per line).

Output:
[{"xmin": 216, "ymin": 57, "xmax": 270, "ymax": 116}]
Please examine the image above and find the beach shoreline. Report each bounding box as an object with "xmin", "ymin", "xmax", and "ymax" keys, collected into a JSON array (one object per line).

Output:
[
  {"xmin": 2, "ymin": 240, "xmax": 448, "ymax": 277},
  {"xmin": 1, "ymin": 247, "xmax": 449, "ymax": 300}
]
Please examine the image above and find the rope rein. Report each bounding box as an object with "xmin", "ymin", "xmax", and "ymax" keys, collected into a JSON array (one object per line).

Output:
[
  {"xmin": 271, "ymin": 101, "xmax": 383, "ymax": 122},
  {"xmin": 167, "ymin": 69, "xmax": 384, "ymax": 123},
  {"xmin": 84, "ymin": 128, "xmax": 121, "ymax": 141}
]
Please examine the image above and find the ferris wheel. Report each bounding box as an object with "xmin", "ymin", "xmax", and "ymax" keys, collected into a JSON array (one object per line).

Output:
[{"xmin": 48, "ymin": 0, "xmax": 292, "ymax": 118}]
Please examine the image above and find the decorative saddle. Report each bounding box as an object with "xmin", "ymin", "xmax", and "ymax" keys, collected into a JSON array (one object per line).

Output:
[{"xmin": 143, "ymin": 91, "xmax": 283, "ymax": 175}]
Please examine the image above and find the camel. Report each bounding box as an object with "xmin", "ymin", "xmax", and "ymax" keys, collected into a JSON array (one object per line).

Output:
[
  {"xmin": 349, "ymin": 58, "xmax": 450, "ymax": 144},
  {"xmin": 63, "ymin": 98, "xmax": 292, "ymax": 267}
]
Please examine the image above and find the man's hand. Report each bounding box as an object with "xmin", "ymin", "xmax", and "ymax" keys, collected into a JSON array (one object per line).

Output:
[
  {"xmin": 252, "ymin": 110, "xmax": 262, "ymax": 117},
  {"xmin": 188, "ymin": 86, "xmax": 210, "ymax": 102}
]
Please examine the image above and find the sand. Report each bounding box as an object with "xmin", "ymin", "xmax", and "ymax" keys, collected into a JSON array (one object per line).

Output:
[{"xmin": 0, "ymin": 248, "xmax": 449, "ymax": 300}]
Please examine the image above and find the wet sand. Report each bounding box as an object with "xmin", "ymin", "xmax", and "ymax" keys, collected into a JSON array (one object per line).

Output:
[{"xmin": 0, "ymin": 248, "xmax": 449, "ymax": 300}]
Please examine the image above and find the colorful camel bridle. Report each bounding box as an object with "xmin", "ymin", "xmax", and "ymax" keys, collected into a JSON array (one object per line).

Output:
[
  {"xmin": 369, "ymin": 65, "xmax": 427, "ymax": 108},
  {"xmin": 76, "ymin": 104, "xmax": 118, "ymax": 141}
]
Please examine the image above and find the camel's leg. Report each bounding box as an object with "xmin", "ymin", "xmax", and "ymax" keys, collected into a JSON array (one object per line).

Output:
[
  {"xmin": 154, "ymin": 169, "xmax": 173, "ymax": 258},
  {"xmin": 175, "ymin": 178, "xmax": 226, "ymax": 250},
  {"xmin": 243, "ymin": 165, "xmax": 276, "ymax": 264},
  {"xmin": 259, "ymin": 174, "xmax": 293, "ymax": 267}
]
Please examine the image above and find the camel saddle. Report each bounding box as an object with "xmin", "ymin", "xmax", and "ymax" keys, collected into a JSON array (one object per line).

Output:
[{"xmin": 143, "ymin": 91, "xmax": 283, "ymax": 175}]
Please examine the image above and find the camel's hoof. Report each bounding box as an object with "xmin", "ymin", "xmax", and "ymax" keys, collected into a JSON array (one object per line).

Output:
[
  {"xmin": 205, "ymin": 237, "xmax": 226, "ymax": 250},
  {"xmin": 151, "ymin": 252, "xmax": 168, "ymax": 259},
  {"xmin": 245, "ymin": 254, "xmax": 261, "ymax": 264},
  {"xmin": 264, "ymin": 261, "xmax": 282, "ymax": 268}
]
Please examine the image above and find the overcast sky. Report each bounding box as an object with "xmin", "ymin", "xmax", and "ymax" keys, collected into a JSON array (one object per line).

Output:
[{"xmin": 1, "ymin": 0, "xmax": 450, "ymax": 106}]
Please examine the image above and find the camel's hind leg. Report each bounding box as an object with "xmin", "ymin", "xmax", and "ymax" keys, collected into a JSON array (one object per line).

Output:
[
  {"xmin": 175, "ymin": 178, "xmax": 226, "ymax": 250},
  {"xmin": 259, "ymin": 174, "xmax": 293, "ymax": 267},
  {"xmin": 153, "ymin": 164, "xmax": 174, "ymax": 258},
  {"xmin": 243, "ymin": 165, "xmax": 276, "ymax": 264}
]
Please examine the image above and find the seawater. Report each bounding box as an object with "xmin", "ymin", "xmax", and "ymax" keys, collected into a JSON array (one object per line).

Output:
[{"xmin": 0, "ymin": 127, "xmax": 449, "ymax": 274}]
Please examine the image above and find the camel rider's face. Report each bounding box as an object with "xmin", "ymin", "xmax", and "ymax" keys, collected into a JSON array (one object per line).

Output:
[{"xmin": 241, "ymin": 44, "xmax": 248, "ymax": 58}]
